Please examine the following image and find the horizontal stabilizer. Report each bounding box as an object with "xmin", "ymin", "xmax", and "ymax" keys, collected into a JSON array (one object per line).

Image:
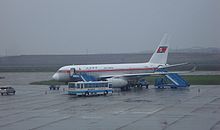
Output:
[{"xmin": 158, "ymin": 63, "xmax": 189, "ymax": 69}]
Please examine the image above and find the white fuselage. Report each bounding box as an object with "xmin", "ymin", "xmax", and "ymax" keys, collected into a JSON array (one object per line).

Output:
[
  {"xmin": 52, "ymin": 34, "xmax": 170, "ymax": 84},
  {"xmin": 52, "ymin": 62, "xmax": 161, "ymax": 82}
]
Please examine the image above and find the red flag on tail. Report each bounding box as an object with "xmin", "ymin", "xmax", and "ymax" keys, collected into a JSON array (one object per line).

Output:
[{"xmin": 157, "ymin": 46, "xmax": 168, "ymax": 53}]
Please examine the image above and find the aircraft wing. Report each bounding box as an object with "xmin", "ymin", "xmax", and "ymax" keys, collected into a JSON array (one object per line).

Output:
[
  {"xmin": 100, "ymin": 66, "xmax": 196, "ymax": 79},
  {"xmin": 100, "ymin": 71, "xmax": 181, "ymax": 79}
]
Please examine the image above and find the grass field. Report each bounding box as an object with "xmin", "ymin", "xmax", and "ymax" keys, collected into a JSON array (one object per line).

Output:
[
  {"xmin": 182, "ymin": 75, "xmax": 220, "ymax": 85},
  {"xmin": 30, "ymin": 75, "xmax": 220, "ymax": 85}
]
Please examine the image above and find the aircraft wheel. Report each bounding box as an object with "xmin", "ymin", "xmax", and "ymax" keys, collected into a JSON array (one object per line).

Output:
[
  {"xmin": 85, "ymin": 92, "xmax": 89, "ymax": 96},
  {"xmin": 104, "ymin": 90, "xmax": 108, "ymax": 95},
  {"xmin": 146, "ymin": 85, "xmax": 149, "ymax": 89}
]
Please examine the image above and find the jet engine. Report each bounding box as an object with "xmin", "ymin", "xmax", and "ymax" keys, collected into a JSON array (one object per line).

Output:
[{"xmin": 106, "ymin": 78, "xmax": 128, "ymax": 88}]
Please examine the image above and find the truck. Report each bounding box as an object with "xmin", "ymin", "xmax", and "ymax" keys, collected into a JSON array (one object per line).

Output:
[{"xmin": 0, "ymin": 86, "xmax": 16, "ymax": 96}]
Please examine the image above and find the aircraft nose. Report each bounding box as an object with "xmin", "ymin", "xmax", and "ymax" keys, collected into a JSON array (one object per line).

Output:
[{"xmin": 52, "ymin": 73, "xmax": 59, "ymax": 80}]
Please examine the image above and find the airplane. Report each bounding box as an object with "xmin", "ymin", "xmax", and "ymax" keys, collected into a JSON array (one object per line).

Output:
[{"xmin": 52, "ymin": 34, "xmax": 188, "ymax": 89}]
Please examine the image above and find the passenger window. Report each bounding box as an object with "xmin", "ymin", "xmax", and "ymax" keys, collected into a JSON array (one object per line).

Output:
[
  {"xmin": 85, "ymin": 84, "xmax": 88, "ymax": 88},
  {"xmin": 70, "ymin": 84, "xmax": 75, "ymax": 88}
]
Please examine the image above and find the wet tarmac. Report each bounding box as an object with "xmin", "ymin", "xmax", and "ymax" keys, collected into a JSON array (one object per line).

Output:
[{"xmin": 1, "ymin": 84, "xmax": 220, "ymax": 130}]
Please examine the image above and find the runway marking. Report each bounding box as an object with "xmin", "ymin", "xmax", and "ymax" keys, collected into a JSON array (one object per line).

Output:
[
  {"xmin": 115, "ymin": 86, "xmax": 216, "ymax": 130},
  {"xmin": 161, "ymin": 115, "xmax": 191, "ymax": 130},
  {"xmin": 115, "ymin": 107, "xmax": 164, "ymax": 130},
  {"xmin": 81, "ymin": 116, "xmax": 103, "ymax": 119},
  {"xmin": 112, "ymin": 106, "xmax": 139, "ymax": 115},
  {"xmin": 29, "ymin": 116, "xmax": 73, "ymax": 130},
  {"xmin": 161, "ymin": 86, "xmax": 220, "ymax": 130},
  {"xmin": 0, "ymin": 116, "xmax": 37, "ymax": 128},
  {"xmin": 210, "ymin": 120, "xmax": 220, "ymax": 130}
]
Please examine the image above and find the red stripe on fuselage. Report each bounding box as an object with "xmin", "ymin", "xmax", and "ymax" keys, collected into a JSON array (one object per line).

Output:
[
  {"xmin": 58, "ymin": 70, "xmax": 71, "ymax": 73},
  {"xmin": 76, "ymin": 67, "xmax": 157, "ymax": 73}
]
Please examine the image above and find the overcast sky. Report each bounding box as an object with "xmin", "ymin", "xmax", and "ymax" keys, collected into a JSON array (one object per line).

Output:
[{"xmin": 0, "ymin": 0, "xmax": 219, "ymax": 55}]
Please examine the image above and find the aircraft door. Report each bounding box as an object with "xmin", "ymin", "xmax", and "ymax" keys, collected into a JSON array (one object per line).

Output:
[
  {"xmin": 70, "ymin": 68, "xmax": 76, "ymax": 77},
  {"xmin": 70, "ymin": 68, "xmax": 81, "ymax": 81}
]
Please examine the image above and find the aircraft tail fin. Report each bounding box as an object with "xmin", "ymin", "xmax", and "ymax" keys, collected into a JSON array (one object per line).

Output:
[{"xmin": 149, "ymin": 34, "xmax": 169, "ymax": 65}]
